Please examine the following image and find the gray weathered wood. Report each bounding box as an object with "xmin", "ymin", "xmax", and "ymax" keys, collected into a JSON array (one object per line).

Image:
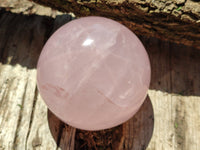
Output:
[
  {"xmin": 0, "ymin": 3, "xmax": 74, "ymax": 149},
  {"xmin": 145, "ymin": 37, "xmax": 200, "ymax": 150}
]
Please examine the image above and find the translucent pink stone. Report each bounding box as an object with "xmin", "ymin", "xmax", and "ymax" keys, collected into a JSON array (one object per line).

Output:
[{"xmin": 37, "ymin": 16, "xmax": 151, "ymax": 131}]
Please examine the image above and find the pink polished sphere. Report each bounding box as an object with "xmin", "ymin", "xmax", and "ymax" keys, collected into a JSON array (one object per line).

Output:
[{"xmin": 37, "ymin": 16, "xmax": 151, "ymax": 131}]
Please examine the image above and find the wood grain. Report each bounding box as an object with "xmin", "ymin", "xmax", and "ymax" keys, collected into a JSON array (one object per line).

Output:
[{"xmin": 0, "ymin": 1, "xmax": 200, "ymax": 150}]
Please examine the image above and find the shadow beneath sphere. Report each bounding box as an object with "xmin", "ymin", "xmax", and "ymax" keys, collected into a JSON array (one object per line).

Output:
[
  {"xmin": 48, "ymin": 96, "xmax": 154, "ymax": 150},
  {"xmin": 122, "ymin": 96, "xmax": 154, "ymax": 150},
  {"xmin": 48, "ymin": 110, "xmax": 76, "ymax": 150}
]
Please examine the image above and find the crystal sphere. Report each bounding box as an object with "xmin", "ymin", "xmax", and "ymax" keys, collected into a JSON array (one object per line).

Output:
[{"xmin": 37, "ymin": 16, "xmax": 151, "ymax": 131}]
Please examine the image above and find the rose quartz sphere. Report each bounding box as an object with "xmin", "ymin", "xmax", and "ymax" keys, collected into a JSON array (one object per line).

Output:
[{"xmin": 37, "ymin": 16, "xmax": 151, "ymax": 131}]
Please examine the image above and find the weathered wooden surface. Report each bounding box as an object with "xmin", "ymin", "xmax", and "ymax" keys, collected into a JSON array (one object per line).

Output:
[
  {"xmin": 0, "ymin": 1, "xmax": 200, "ymax": 150},
  {"xmin": 0, "ymin": 0, "xmax": 64, "ymax": 17},
  {"xmin": 30, "ymin": 0, "xmax": 200, "ymax": 49}
]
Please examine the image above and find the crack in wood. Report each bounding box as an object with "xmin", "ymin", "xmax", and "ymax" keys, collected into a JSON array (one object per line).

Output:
[
  {"xmin": 56, "ymin": 122, "xmax": 65, "ymax": 148},
  {"xmin": 25, "ymin": 86, "xmax": 38, "ymax": 150},
  {"xmin": 0, "ymin": 78, "xmax": 15, "ymax": 128},
  {"xmin": 13, "ymin": 80, "xmax": 28, "ymax": 148}
]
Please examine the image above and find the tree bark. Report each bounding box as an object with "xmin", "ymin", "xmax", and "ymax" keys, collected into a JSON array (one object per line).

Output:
[{"xmin": 31, "ymin": 0, "xmax": 200, "ymax": 49}]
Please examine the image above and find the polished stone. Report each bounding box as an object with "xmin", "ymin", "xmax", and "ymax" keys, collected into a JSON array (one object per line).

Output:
[{"xmin": 37, "ymin": 16, "xmax": 151, "ymax": 130}]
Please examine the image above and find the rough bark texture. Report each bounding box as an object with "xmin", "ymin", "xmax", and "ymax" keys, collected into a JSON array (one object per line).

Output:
[{"xmin": 30, "ymin": 0, "xmax": 200, "ymax": 49}]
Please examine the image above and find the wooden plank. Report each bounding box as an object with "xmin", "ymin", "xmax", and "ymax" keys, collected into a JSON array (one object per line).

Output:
[
  {"xmin": 0, "ymin": 4, "xmax": 76, "ymax": 150},
  {"xmin": 144, "ymin": 37, "xmax": 174, "ymax": 150},
  {"xmin": 0, "ymin": 65, "xmax": 28, "ymax": 150},
  {"xmin": 0, "ymin": 10, "xmax": 58, "ymax": 150},
  {"xmin": 169, "ymin": 44, "xmax": 200, "ymax": 150},
  {"xmin": 0, "ymin": 12, "xmax": 40, "ymax": 150},
  {"xmin": 143, "ymin": 37, "xmax": 200, "ymax": 150}
]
